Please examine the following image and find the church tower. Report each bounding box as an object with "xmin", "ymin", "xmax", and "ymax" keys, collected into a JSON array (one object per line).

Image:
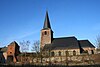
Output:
[{"xmin": 40, "ymin": 11, "xmax": 53, "ymax": 49}]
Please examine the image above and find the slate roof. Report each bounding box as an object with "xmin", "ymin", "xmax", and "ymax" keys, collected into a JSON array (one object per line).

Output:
[
  {"xmin": 43, "ymin": 36, "xmax": 80, "ymax": 50},
  {"xmin": 43, "ymin": 11, "xmax": 51, "ymax": 29},
  {"xmin": 43, "ymin": 37, "xmax": 95, "ymax": 51},
  {"xmin": 43, "ymin": 44, "xmax": 51, "ymax": 51},
  {"xmin": 78, "ymin": 40, "xmax": 95, "ymax": 48}
]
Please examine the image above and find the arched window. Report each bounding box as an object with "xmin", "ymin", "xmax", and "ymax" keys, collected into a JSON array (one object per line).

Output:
[
  {"xmin": 65, "ymin": 51, "xmax": 69, "ymax": 56},
  {"xmin": 44, "ymin": 31, "xmax": 47, "ymax": 35},
  {"xmin": 91, "ymin": 50, "xmax": 94, "ymax": 54},
  {"xmin": 51, "ymin": 52, "xmax": 54, "ymax": 57},
  {"xmin": 58, "ymin": 51, "xmax": 61, "ymax": 56},
  {"xmin": 73, "ymin": 50, "xmax": 76, "ymax": 56}
]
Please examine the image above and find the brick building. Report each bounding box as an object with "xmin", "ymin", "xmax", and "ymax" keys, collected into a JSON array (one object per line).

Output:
[
  {"xmin": 0, "ymin": 41, "xmax": 20, "ymax": 63},
  {"xmin": 7, "ymin": 41, "xmax": 20, "ymax": 63}
]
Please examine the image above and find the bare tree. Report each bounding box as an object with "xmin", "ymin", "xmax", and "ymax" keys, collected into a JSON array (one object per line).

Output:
[
  {"xmin": 96, "ymin": 35, "xmax": 100, "ymax": 48},
  {"xmin": 20, "ymin": 40, "xmax": 30, "ymax": 63},
  {"xmin": 32, "ymin": 40, "xmax": 40, "ymax": 53},
  {"xmin": 31, "ymin": 40, "xmax": 41, "ymax": 64}
]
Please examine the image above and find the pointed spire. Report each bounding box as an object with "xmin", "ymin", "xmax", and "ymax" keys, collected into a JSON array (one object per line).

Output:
[{"xmin": 43, "ymin": 11, "xmax": 51, "ymax": 29}]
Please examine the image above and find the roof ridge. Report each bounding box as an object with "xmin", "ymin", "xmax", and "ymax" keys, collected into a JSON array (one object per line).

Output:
[
  {"xmin": 54, "ymin": 36, "xmax": 76, "ymax": 39},
  {"xmin": 79, "ymin": 40, "xmax": 88, "ymax": 41}
]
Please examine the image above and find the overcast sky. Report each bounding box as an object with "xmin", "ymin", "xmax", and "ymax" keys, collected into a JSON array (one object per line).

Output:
[{"xmin": 0, "ymin": 0, "xmax": 100, "ymax": 51}]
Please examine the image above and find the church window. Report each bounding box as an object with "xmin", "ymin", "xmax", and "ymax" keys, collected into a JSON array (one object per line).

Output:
[
  {"xmin": 44, "ymin": 31, "xmax": 47, "ymax": 35},
  {"xmin": 58, "ymin": 51, "xmax": 61, "ymax": 56},
  {"xmin": 51, "ymin": 52, "xmax": 54, "ymax": 57},
  {"xmin": 65, "ymin": 51, "xmax": 69, "ymax": 56},
  {"xmin": 73, "ymin": 50, "xmax": 76, "ymax": 56},
  {"xmin": 91, "ymin": 50, "xmax": 94, "ymax": 54}
]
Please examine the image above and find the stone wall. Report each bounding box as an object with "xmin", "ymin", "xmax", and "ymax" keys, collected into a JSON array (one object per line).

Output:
[{"xmin": 31, "ymin": 54, "xmax": 99, "ymax": 65}]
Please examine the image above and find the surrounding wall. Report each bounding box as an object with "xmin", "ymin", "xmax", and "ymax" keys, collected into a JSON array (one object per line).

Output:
[{"xmin": 32, "ymin": 54, "xmax": 99, "ymax": 65}]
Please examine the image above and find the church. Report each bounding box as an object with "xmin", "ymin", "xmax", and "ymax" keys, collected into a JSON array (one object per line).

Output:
[{"xmin": 40, "ymin": 11, "xmax": 96, "ymax": 57}]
